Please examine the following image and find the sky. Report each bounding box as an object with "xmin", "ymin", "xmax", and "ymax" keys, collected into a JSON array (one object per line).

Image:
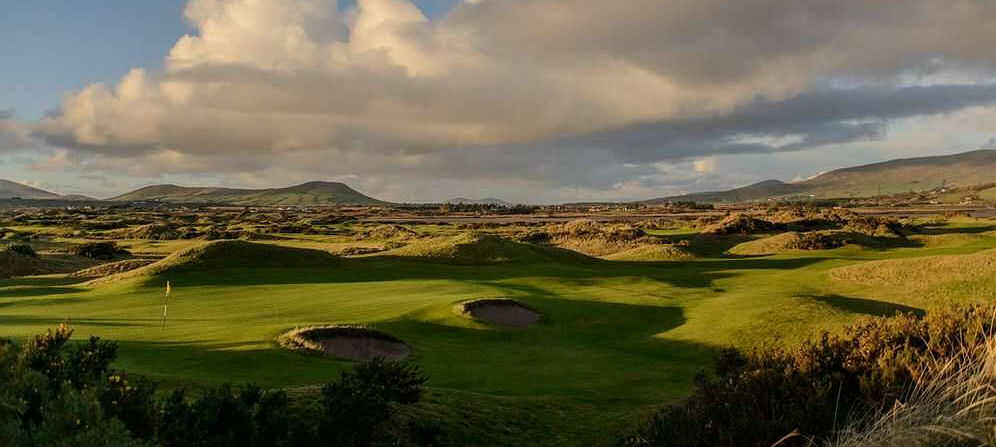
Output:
[{"xmin": 1, "ymin": 0, "xmax": 995, "ymax": 203}]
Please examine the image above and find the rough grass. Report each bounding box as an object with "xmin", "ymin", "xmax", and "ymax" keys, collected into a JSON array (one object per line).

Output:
[
  {"xmin": 830, "ymin": 332, "xmax": 995, "ymax": 447},
  {"xmin": 533, "ymin": 219, "xmax": 660, "ymax": 257},
  {"xmin": 700, "ymin": 213, "xmax": 777, "ymax": 235},
  {"xmin": 111, "ymin": 223, "xmax": 185, "ymax": 240},
  {"xmin": 68, "ymin": 258, "xmax": 157, "ymax": 278},
  {"xmin": 830, "ymin": 248, "xmax": 996, "ymax": 287},
  {"xmin": 602, "ymin": 244, "xmax": 694, "ymax": 261},
  {"xmin": 355, "ymin": 224, "xmax": 420, "ymax": 240},
  {"xmin": 383, "ymin": 233, "xmax": 566, "ymax": 264},
  {"xmin": 729, "ymin": 231, "xmax": 888, "ymax": 255}
]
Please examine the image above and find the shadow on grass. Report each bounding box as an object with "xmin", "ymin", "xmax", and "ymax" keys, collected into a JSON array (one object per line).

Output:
[
  {"xmin": 0, "ymin": 296, "xmax": 89, "ymax": 309},
  {"xmin": 0, "ymin": 276, "xmax": 88, "ymax": 288},
  {"xmin": 799, "ymin": 294, "xmax": 925, "ymax": 317},
  {"xmin": 0, "ymin": 286, "xmax": 82, "ymax": 299},
  {"xmin": 916, "ymin": 223, "xmax": 996, "ymax": 235},
  {"xmin": 0, "ymin": 315, "xmax": 146, "ymax": 327},
  {"xmin": 132, "ymin": 252, "xmax": 831, "ymax": 292}
]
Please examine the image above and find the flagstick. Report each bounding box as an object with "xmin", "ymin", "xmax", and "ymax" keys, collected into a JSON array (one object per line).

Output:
[{"xmin": 162, "ymin": 281, "xmax": 171, "ymax": 329}]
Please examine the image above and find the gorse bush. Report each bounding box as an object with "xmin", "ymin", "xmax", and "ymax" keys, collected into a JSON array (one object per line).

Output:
[
  {"xmin": 71, "ymin": 241, "xmax": 127, "ymax": 260},
  {"xmin": 0, "ymin": 325, "xmax": 152, "ymax": 447},
  {"xmin": 830, "ymin": 334, "xmax": 995, "ymax": 447},
  {"xmin": 2, "ymin": 243, "xmax": 36, "ymax": 257},
  {"xmin": 0, "ymin": 325, "xmax": 432, "ymax": 447},
  {"xmin": 320, "ymin": 359, "xmax": 430, "ymax": 447},
  {"xmin": 622, "ymin": 303, "xmax": 995, "ymax": 447}
]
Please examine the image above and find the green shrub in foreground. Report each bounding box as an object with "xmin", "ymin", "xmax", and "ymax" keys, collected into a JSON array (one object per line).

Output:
[{"xmin": 0, "ymin": 325, "xmax": 432, "ymax": 447}]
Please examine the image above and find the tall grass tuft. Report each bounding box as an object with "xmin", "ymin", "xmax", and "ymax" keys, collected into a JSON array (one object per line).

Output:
[{"xmin": 830, "ymin": 319, "xmax": 995, "ymax": 447}]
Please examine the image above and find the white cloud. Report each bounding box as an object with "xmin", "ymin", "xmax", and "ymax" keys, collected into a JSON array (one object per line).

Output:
[{"xmin": 3, "ymin": 0, "xmax": 996, "ymax": 202}]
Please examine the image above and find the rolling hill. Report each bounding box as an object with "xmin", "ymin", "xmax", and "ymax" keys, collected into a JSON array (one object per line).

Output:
[
  {"xmin": 648, "ymin": 149, "xmax": 996, "ymax": 203},
  {"xmin": 0, "ymin": 179, "xmax": 76, "ymax": 200},
  {"xmin": 110, "ymin": 181, "xmax": 389, "ymax": 206}
]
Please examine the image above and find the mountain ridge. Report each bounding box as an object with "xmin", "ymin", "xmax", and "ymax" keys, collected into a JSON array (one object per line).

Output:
[
  {"xmin": 110, "ymin": 181, "xmax": 389, "ymax": 206},
  {"xmin": 647, "ymin": 148, "xmax": 996, "ymax": 203}
]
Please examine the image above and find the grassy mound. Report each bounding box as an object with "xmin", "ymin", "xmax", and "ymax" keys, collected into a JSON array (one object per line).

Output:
[
  {"xmin": 99, "ymin": 240, "xmax": 339, "ymax": 279},
  {"xmin": 729, "ymin": 230, "xmax": 887, "ymax": 255},
  {"xmin": 112, "ymin": 223, "xmax": 185, "ymax": 240},
  {"xmin": 278, "ymin": 325, "xmax": 410, "ymax": 361},
  {"xmin": 69, "ymin": 258, "xmax": 157, "ymax": 278},
  {"xmin": 356, "ymin": 224, "xmax": 420, "ymax": 240},
  {"xmin": 830, "ymin": 248, "xmax": 996, "ymax": 287},
  {"xmin": 383, "ymin": 233, "xmax": 559, "ymax": 264},
  {"xmin": 602, "ymin": 244, "xmax": 694, "ymax": 261},
  {"xmin": 519, "ymin": 219, "xmax": 657, "ymax": 257},
  {"xmin": 700, "ymin": 213, "xmax": 778, "ymax": 236}
]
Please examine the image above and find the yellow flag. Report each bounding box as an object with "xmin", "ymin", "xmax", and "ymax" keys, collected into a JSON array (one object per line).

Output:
[{"xmin": 165, "ymin": 281, "xmax": 171, "ymax": 296}]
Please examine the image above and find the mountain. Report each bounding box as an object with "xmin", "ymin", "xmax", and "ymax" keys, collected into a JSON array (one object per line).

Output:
[
  {"xmin": 647, "ymin": 149, "xmax": 996, "ymax": 204},
  {"xmin": 0, "ymin": 180, "xmax": 63, "ymax": 200},
  {"xmin": 650, "ymin": 180, "xmax": 808, "ymax": 204},
  {"xmin": 110, "ymin": 181, "xmax": 389, "ymax": 206},
  {"xmin": 445, "ymin": 197, "xmax": 514, "ymax": 206}
]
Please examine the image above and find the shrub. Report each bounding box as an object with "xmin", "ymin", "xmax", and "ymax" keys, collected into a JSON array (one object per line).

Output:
[
  {"xmin": 155, "ymin": 384, "xmax": 292, "ymax": 447},
  {"xmin": 2, "ymin": 243, "xmax": 36, "ymax": 257},
  {"xmin": 320, "ymin": 358, "xmax": 428, "ymax": 447},
  {"xmin": 72, "ymin": 241, "xmax": 127, "ymax": 260},
  {"xmin": 622, "ymin": 303, "xmax": 995, "ymax": 447},
  {"xmin": 700, "ymin": 213, "xmax": 778, "ymax": 236},
  {"xmin": 0, "ymin": 325, "xmax": 432, "ymax": 447},
  {"xmin": 0, "ymin": 325, "xmax": 149, "ymax": 446}
]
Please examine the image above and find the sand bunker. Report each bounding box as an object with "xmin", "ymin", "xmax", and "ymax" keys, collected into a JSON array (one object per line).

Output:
[
  {"xmin": 460, "ymin": 299, "xmax": 541, "ymax": 328},
  {"xmin": 279, "ymin": 326, "xmax": 409, "ymax": 361}
]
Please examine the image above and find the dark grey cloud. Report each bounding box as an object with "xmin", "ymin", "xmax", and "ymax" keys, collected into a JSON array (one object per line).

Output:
[{"xmin": 553, "ymin": 84, "xmax": 996, "ymax": 163}]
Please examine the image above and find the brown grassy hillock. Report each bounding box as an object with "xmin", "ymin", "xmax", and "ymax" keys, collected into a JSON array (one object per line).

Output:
[
  {"xmin": 729, "ymin": 230, "xmax": 893, "ymax": 255},
  {"xmin": 94, "ymin": 240, "xmax": 339, "ymax": 282},
  {"xmin": 69, "ymin": 258, "xmax": 157, "ymax": 278},
  {"xmin": 700, "ymin": 213, "xmax": 778, "ymax": 235},
  {"xmin": 520, "ymin": 219, "xmax": 666, "ymax": 257},
  {"xmin": 384, "ymin": 233, "xmax": 569, "ymax": 264}
]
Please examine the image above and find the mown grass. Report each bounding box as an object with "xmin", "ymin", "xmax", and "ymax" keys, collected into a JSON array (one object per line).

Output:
[{"xmin": 2, "ymin": 219, "xmax": 996, "ymax": 445}]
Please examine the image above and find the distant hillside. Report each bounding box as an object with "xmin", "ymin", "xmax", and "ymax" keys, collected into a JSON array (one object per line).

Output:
[
  {"xmin": 0, "ymin": 180, "xmax": 62, "ymax": 200},
  {"xmin": 647, "ymin": 149, "xmax": 996, "ymax": 204},
  {"xmin": 652, "ymin": 180, "xmax": 808, "ymax": 204},
  {"xmin": 445, "ymin": 197, "xmax": 514, "ymax": 206},
  {"xmin": 110, "ymin": 181, "xmax": 389, "ymax": 206}
]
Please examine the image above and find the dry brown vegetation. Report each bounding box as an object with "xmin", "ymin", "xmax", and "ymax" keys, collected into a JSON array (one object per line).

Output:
[
  {"xmin": 516, "ymin": 219, "xmax": 669, "ymax": 257},
  {"xmin": 68, "ymin": 258, "xmax": 158, "ymax": 278}
]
